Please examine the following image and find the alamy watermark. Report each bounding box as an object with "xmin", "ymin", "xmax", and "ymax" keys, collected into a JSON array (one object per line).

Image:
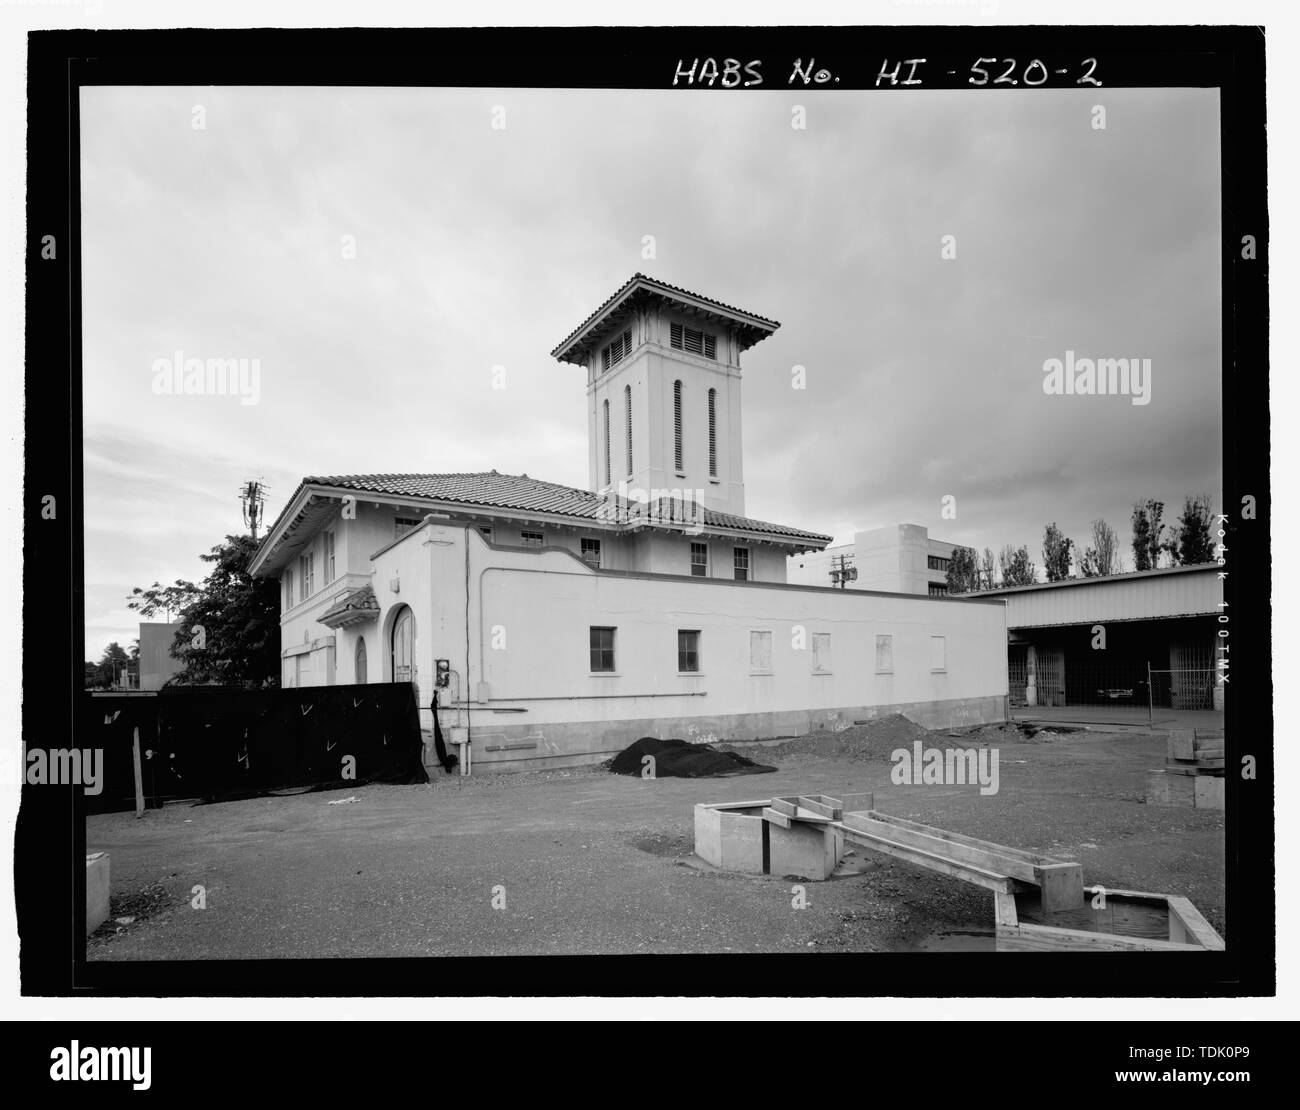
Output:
[
  {"xmin": 1042, "ymin": 351, "xmax": 1151, "ymax": 406},
  {"xmin": 596, "ymin": 481, "xmax": 707, "ymax": 536},
  {"xmin": 890, "ymin": 741, "xmax": 1000, "ymax": 796},
  {"xmin": 152, "ymin": 350, "xmax": 261, "ymax": 405}
]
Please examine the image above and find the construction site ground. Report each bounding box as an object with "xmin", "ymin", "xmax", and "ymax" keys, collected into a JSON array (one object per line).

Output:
[{"xmin": 86, "ymin": 722, "xmax": 1224, "ymax": 958}]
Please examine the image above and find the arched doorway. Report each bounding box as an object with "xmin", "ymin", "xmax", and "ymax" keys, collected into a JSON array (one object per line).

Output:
[
  {"xmin": 391, "ymin": 605, "xmax": 416, "ymax": 699},
  {"xmin": 355, "ymin": 638, "xmax": 368, "ymax": 684}
]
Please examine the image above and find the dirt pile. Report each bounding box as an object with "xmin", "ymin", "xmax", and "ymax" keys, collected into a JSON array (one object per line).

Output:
[
  {"xmin": 734, "ymin": 713, "xmax": 936, "ymax": 763},
  {"xmin": 607, "ymin": 737, "xmax": 776, "ymax": 778}
]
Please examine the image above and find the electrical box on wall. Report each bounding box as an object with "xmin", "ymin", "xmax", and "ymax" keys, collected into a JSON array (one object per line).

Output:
[{"xmin": 435, "ymin": 659, "xmax": 450, "ymax": 688}]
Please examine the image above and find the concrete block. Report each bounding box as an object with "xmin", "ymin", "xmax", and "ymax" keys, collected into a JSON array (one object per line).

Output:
[
  {"xmin": 1194, "ymin": 775, "xmax": 1225, "ymax": 811},
  {"xmin": 1146, "ymin": 769, "xmax": 1195, "ymax": 807},
  {"xmin": 86, "ymin": 852, "xmax": 110, "ymax": 936},
  {"xmin": 719, "ymin": 812, "xmax": 766, "ymax": 873},
  {"xmin": 1168, "ymin": 730, "xmax": 1196, "ymax": 761},
  {"xmin": 693, "ymin": 804, "xmax": 723, "ymax": 868},
  {"xmin": 769, "ymin": 820, "xmax": 837, "ymax": 881}
]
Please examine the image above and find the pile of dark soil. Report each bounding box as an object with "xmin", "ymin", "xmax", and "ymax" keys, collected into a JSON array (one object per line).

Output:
[
  {"xmin": 737, "ymin": 713, "xmax": 935, "ymax": 763},
  {"xmin": 607, "ymin": 737, "xmax": 776, "ymax": 778}
]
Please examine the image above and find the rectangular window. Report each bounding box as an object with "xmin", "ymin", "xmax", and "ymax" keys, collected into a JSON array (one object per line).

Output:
[
  {"xmin": 394, "ymin": 516, "xmax": 421, "ymax": 537},
  {"xmin": 299, "ymin": 553, "xmax": 314, "ymax": 602},
  {"xmin": 733, "ymin": 547, "xmax": 750, "ymax": 581},
  {"xmin": 284, "ymin": 569, "xmax": 294, "ymax": 611},
  {"xmin": 590, "ymin": 626, "xmax": 616, "ymax": 672},
  {"xmin": 581, "ymin": 538, "xmax": 601, "ymax": 568},
  {"xmin": 708, "ymin": 389, "xmax": 718, "ymax": 477},
  {"xmin": 690, "ymin": 542, "xmax": 708, "ymax": 577},
  {"xmin": 678, "ymin": 629, "xmax": 701, "ymax": 673},
  {"xmin": 520, "ymin": 530, "xmax": 545, "ymax": 548},
  {"xmin": 927, "ymin": 555, "xmax": 950, "ymax": 572},
  {"xmin": 749, "ymin": 630, "xmax": 773, "ymax": 672},
  {"xmin": 673, "ymin": 379, "xmax": 683, "ymax": 473},
  {"xmin": 812, "ymin": 632, "xmax": 832, "ymax": 674},
  {"xmin": 875, "ymin": 634, "xmax": 894, "ymax": 673},
  {"xmin": 324, "ymin": 530, "xmax": 336, "ymax": 583},
  {"xmin": 928, "ymin": 584, "xmax": 948, "ymax": 596},
  {"xmin": 479, "ymin": 525, "xmax": 494, "ymax": 542},
  {"xmin": 670, "ymin": 322, "xmax": 717, "ymax": 360},
  {"xmin": 602, "ymin": 329, "xmax": 632, "ymax": 371},
  {"xmin": 931, "ymin": 635, "xmax": 947, "ymax": 672}
]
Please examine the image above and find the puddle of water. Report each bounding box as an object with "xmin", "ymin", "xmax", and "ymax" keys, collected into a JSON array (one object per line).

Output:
[{"xmin": 1017, "ymin": 895, "xmax": 1169, "ymax": 940}]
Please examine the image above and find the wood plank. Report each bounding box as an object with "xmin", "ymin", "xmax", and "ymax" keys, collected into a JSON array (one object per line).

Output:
[
  {"xmin": 761, "ymin": 807, "xmax": 792, "ymax": 829},
  {"xmin": 1166, "ymin": 895, "xmax": 1226, "ymax": 951},
  {"xmin": 132, "ymin": 725, "xmax": 145, "ymax": 819},
  {"xmin": 859, "ymin": 810, "xmax": 1053, "ymax": 866},
  {"xmin": 796, "ymin": 796, "xmax": 841, "ymax": 820},
  {"xmin": 843, "ymin": 813, "xmax": 1039, "ymax": 882},
  {"xmin": 837, "ymin": 823, "xmax": 1016, "ymax": 895},
  {"xmin": 996, "ymin": 924, "xmax": 1207, "ymax": 953},
  {"xmin": 769, "ymin": 797, "xmax": 799, "ymax": 818}
]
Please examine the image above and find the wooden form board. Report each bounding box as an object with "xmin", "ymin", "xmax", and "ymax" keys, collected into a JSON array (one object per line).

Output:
[{"xmin": 995, "ymin": 886, "xmax": 1223, "ymax": 952}]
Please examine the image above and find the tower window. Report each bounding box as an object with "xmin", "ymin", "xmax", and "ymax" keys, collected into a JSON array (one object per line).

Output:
[
  {"xmin": 625, "ymin": 384, "xmax": 633, "ymax": 476},
  {"xmin": 601, "ymin": 329, "xmax": 632, "ymax": 371},
  {"xmin": 673, "ymin": 380, "xmax": 683, "ymax": 473},
  {"xmin": 670, "ymin": 322, "xmax": 716, "ymax": 360},
  {"xmin": 602, "ymin": 399, "xmax": 611, "ymax": 487},
  {"xmin": 708, "ymin": 388, "xmax": 718, "ymax": 477}
]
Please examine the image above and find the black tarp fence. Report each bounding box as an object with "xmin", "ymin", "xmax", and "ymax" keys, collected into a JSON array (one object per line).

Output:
[{"xmin": 84, "ymin": 683, "xmax": 428, "ymax": 814}]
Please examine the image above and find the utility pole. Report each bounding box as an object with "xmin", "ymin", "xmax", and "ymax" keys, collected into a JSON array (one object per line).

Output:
[
  {"xmin": 829, "ymin": 553, "xmax": 858, "ymax": 589},
  {"xmin": 240, "ymin": 478, "xmax": 267, "ymax": 540}
]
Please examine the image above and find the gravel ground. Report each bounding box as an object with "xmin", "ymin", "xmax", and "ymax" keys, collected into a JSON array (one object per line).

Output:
[{"xmin": 85, "ymin": 726, "xmax": 1223, "ymax": 958}]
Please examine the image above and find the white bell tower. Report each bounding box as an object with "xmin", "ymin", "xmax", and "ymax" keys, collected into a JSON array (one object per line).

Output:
[{"xmin": 550, "ymin": 274, "xmax": 779, "ymax": 517}]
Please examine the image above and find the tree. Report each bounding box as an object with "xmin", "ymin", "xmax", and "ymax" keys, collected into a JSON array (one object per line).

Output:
[
  {"xmin": 1042, "ymin": 522, "xmax": 1074, "ymax": 582},
  {"xmin": 1131, "ymin": 498, "xmax": 1168, "ymax": 570},
  {"xmin": 1079, "ymin": 518, "xmax": 1122, "ymax": 578},
  {"xmin": 1170, "ymin": 494, "xmax": 1215, "ymax": 565},
  {"xmin": 998, "ymin": 544, "xmax": 1037, "ymax": 587},
  {"xmin": 127, "ymin": 578, "xmax": 200, "ymax": 621},
  {"xmin": 945, "ymin": 546, "xmax": 980, "ymax": 594},
  {"xmin": 979, "ymin": 547, "xmax": 998, "ymax": 591},
  {"xmin": 135, "ymin": 535, "xmax": 280, "ymax": 687},
  {"xmin": 87, "ymin": 641, "xmax": 131, "ymax": 689}
]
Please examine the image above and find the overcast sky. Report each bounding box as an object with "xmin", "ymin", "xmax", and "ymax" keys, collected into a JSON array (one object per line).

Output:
[{"xmin": 80, "ymin": 86, "xmax": 1221, "ymax": 657}]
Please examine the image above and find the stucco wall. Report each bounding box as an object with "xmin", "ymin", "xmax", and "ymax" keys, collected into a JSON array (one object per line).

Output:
[{"xmin": 363, "ymin": 523, "xmax": 1007, "ymax": 769}]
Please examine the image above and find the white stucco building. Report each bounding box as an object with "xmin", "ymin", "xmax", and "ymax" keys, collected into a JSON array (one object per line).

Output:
[
  {"xmin": 249, "ymin": 276, "xmax": 1009, "ymax": 771},
  {"xmin": 788, "ymin": 524, "xmax": 958, "ymax": 596}
]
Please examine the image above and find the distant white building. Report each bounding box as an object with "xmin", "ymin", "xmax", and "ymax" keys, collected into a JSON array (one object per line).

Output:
[
  {"xmin": 250, "ymin": 276, "xmax": 1009, "ymax": 771},
  {"xmin": 788, "ymin": 524, "xmax": 958, "ymax": 596}
]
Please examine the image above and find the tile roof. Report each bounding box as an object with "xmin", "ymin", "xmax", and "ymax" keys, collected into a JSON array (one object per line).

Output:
[
  {"xmin": 256, "ymin": 471, "xmax": 830, "ymax": 568},
  {"xmin": 550, "ymin": 273, "xmax": 780, "ymax": 363}
]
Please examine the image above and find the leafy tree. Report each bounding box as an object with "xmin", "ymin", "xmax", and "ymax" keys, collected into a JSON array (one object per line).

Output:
[
  {"xmin": 127, "ymin": 579, "xmax": 200, "ymax": 621},
  {"xmin": 143, "ymin": 535, "xmax": 280, "ymax": 687},
  {"xmin": 1131, "ymin": 498, "xmax": 1166, "ymax": 570},
  {"xmin": 1042, "ymin": 522, "xmax": 1074, "ymax": 582},
  {"xmin": 945, "ymin": 546, "xmax": 980, "ymax": 594},
  {"xmin": 998, "ymin": 544, "xmax": 1037, "ymax": 587},
  {"xmin": 979, "ymin": 547, "xmax": 998, "ymax": 590},
  {"xmin": 1079, "ymin": 518, "xmax": 1122, "ymax": 577},
  {"xmin": 1170, "ymin": 494, "xmax": 1215, "ymax": 565},
  {"xmin": 88, "ymin": 641, "xmax": 131, "ymax": 689}
]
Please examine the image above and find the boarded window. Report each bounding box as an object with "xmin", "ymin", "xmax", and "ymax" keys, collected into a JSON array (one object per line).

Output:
[
  {"xmin": 678, "ymin": 629, "xmax": 700, "ymax": 673},
  {"xmin": 690, "ymin": 542, "xmax": 708, "ymax": 577},
  {"xmin": 602, "ymin": 329, "xmax": 632, "ymax": 371},
  {"xmin": 931, "ymin": 635, "xmax": 947, "ymax": 672},
  {"xmin": 625, "ymin": 385, "xmax": 633, "ymax": 475},
  {"xmin": 750, "ymin": 630, "xmax": 773, "ymax": 672},
  {"xmin": 581, "ymin": 538, "xmax": 601, "ymax": 568},
  {"xmin": 673, "ymin": 379, "xmax": 683, "ymax": 472},
  {"xmin": 602, "ymin": 399, "xmax": 611, "ymax": 486},
  {"xmin": 812, "ymin": 632, "xmax": 832, "ymax": 674},
  {"xmin": 875, "ymin": 634, "xmax": 894, "ymax": 673},
  {"xmin": 590, "ymin": 626, "xmax": 616, "ymax": 672},
  {"xmin": 670, "ymin": 323, "xmax": 716, "ymax": 360},
  {"xmin": 284, "ymin": 569, "xmax": 294, "ymax": 611},
  {"xmin": 708, "ymin": 388, "xmax": 718, "ymax": 476}
]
